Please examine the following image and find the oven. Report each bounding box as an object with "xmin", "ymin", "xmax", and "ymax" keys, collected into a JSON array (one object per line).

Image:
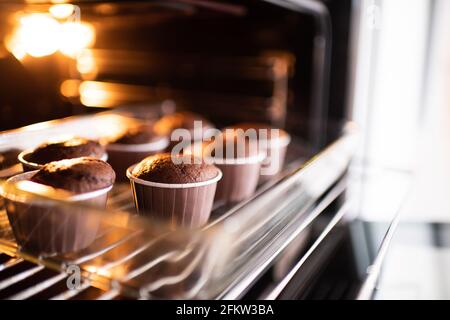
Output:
[{"xmin": 0, "ymin": 0, "xmax": 390, "ymax": 300}]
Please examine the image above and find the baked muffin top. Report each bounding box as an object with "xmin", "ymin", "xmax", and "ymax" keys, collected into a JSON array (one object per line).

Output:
[
  {"xmin": 30, "ymin": 157, "xmax": 115, "ymax": 193},
  {"xmin": 131, "ymin": 153, "xmax": 219, "ymax": 184},
  {"xmin": 106, "ymin": 124, "xmax": 165, "ymax": 145},
  {"xmin": 154, "ymin": 112, "xmax": 213, "ymax": 136},
  {"xmin": 26, "ymin": 137, "xmax": 105, "ymax": 165},
  {"xmin": 0, "ymin": 148, "xmax": 21, "ymax": 170}
]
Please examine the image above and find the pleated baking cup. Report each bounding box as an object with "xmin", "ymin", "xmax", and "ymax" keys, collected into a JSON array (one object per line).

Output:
[
  {"xmin": 105, "ymin": 137, "xmax": 169, "ymax": 181},
  {"xmin": 2, "ymin": 171, "xmax": 112, "ymax": 255},
  {"xmin": 184, "ymin": 143, "xmax": 265, "ymax": 203},
  {"xmin": 18, "ymin": 149, "xmax": 108, "ymax": 172},
  {"xmin": 212, "ymin": 154, "xmax": 264, "ymax": 203},
  {"xmin": 258, "ymin": 132, "xmax": 291, "ymax": 180},
  {"xmin": 127, "ymin": 165, "xmax": 222, "ymax": 228}
]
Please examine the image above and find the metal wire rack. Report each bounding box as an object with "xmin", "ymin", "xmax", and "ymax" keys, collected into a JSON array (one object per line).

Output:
[{"xmin": 0, "ymin": 113, "xmax": 357, "ymax": 300}]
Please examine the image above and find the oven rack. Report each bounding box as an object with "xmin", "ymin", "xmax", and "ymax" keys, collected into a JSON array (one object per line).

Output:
[
  {"xmin": 0, "ymin": 176, "xmax": 348, "ymax": 300},
  {"xmin": 0, "ymin": 113, "xmax": 357, "ymax": 299}
]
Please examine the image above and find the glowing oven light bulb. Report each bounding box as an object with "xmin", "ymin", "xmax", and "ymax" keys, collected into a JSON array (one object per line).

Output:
[
  {"xmin": 16, "ymin": 14, "xmax": 60, "ymax": 58},
  {"xmin": 59, "ymin": 22, "xmax": 95, "ymax": 58},
  {"xmin": 5, "ymin": 11, "xmax": 96, "ymax": 60}
]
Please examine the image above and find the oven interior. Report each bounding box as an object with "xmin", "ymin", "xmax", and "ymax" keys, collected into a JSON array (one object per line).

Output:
[
  {"xmin": 0, "ymin": 0, "xmax": 361, "ymax": 300},
  {"xmin": 1, "ymin": 0, "xmax": 352, "ymax": 147}
]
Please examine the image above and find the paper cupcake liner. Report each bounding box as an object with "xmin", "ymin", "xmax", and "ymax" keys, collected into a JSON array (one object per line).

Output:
[
  {"xmin": 18, "ymin": 149, "xmax": 108, "ymax": 172},
  {"xmin": 2, "ymin": 171, "xmax": 111, "ymax": 255},
  {"xmin": 259, "ymin": 143, "xmax": 289, "ymax": 182},
  {"xmin": 215, "ymin": 161, "xmax": 262, "ymax": 203},
  {"xmin": 127, "ymin": 165, "xmax": 221, "ymax": 228},
  {"xmin": 184, "ymin": 142, "xmax": 264, "ymax": 203},
  {"xmin": 106, "ymin": 138, "xmax": 169, "ymax": 181}
]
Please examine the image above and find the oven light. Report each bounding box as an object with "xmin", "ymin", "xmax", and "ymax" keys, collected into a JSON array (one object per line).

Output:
[
  {"xmin": 8, "ymin": 14, "xmax": 60, "ymax": 58},
  {"xmin": 59, "ymin": 22, "xmax": 95, "ymax": 58},
  {"xmin": 5, "ymin": 12, "xmax": 95, "ymax": 59},
  {"xmin": 49, "ymin": 4, "xmax": 75, "ymax": 19}
]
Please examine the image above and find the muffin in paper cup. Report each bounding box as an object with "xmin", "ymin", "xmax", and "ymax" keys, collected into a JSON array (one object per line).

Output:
[
  {"xmin": 1, "ymin": 158, "xmax": 115, "ymax": 255},
  {"xmin": 102, "ymin": 124, "xmax": 169, "ymax": 181},
  {"xmin": 186, "ymin": 131, "xmax": 265, "ymax": 204},
  {"xmin": 127, "ymin": 153, "xmax": 222, "ymax": 228},
  {"xmin": 226, "ymin": 123, "xmax": 291, "ymax": 181},
  {"xmin": 18, "ymin": 137, "xmax": 108, "ymax": 172},
  {"xmin": 212, "ymin": 155, "xmax": 264, "ymax": 203},
  {"xmin": 153, "ymin": 111, "xmax": 216, "ymax": 153},
  {"xmin": 2, "ymin": 171, "xmax": 111, "ymax": 255}
]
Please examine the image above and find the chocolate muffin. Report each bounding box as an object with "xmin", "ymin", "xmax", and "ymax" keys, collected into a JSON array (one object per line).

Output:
[
  {"xmin": 106, "ymin": 124, "xmax": 163, "ymax": 145},
  {"xmin": 104, "ymin": 124, "xmax": 169, "ymax": 181},
  {"xmin": 3, "ymin": 157, "xmax": 115, "ymax": 255},
  {"xmin": 127, "ymin": 153, "xmax": 222, "ymax": 227},
  {"xmin": 154, "ymin": 112, "xmax": 215, "ymax": 152},
  {"xmin": 30, "ymin": 157, "xmax": 116, "ymax": 193},
  {"xmin": 25, "ymin": 137, "xmax": 105, "ymax": 165},
  {"xmin": 227, "ymin": 123, "xmax": 291, "ymax": 179},
  {"xmin": 132, "ymin": 153, "xmax": 218, "ymax": 184},
  {"xmin": 190, "ymin": 129, "xmax": 264, "ymax": 204},
  {"xmin": 0, "ymin": 148, "xmax": 21, "ymax": 170},
  {"xmin": 154, "ymin": 112, "xmax": 214, "ymax": 136}
]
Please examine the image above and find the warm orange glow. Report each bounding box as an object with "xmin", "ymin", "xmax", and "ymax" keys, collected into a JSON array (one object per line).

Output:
[
  {"xmin": 79, "ymin": 81, "xmax": 114, "ymax": 108},
  {"xmin": 84, "ymin": 264, "xmax": 128, "ymax": 279},
  {"xmin": 76, "ymin": 49, "xmax": 97, "ymax": 78},
  {"xmin": 5, "ymin": 12, "xmax": 95, "ymax": 59},
  {"xmin": 60, "ymin": 79, "xmax": 81, "ymax": 98},
  {"xmin": 59, "ymin": 22, "xmax": 95, "ymax": 57},
  {"xmin": 84, "ymin": 265, "xmax": 99, "ymax": 274},
  {"xmin": 8, "ymin": 14, "xmax": 60, "ymax": 58},
  {"xmin": 49, "ymin": 4, "xmax": 75, "ymax": 19},
  {"xmin": 5, "ymin": 35, "xmax": 27, "ymax": 60},
  {"xmin": 95, "ymin": 4, "xmax": 118, "ymax": 15}
]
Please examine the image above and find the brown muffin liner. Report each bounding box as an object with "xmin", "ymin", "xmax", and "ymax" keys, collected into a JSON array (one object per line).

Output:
[
  {"xmin": 2, "ymin": 171, "xmax": 111, "ymax": 255},
  {"xmin": 184, "ymin": 142, "xmax": 265, "ymax": 204},
  {"xmin": 127, "ymin": 165, "xmax": 222, "ymax": 228},
  {"xmin": 18, "ymin": 149, "xmax": 108, "ymax": 172},
  {"xmin": 259, "ymin": 133, "xmax": 291, "ymax": 182},
  {"xmin": 106, "ymin": 138, "xmax": 169, "ymax": 181},
  {"xmin": 214, "ymin": 158, "xmax": 263, "ymax": 203}
]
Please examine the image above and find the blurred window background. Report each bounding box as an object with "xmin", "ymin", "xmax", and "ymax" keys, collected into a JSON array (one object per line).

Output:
[{"xmin": 351, "ymin": 0, "xmax": 450, "ymax": 299}]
